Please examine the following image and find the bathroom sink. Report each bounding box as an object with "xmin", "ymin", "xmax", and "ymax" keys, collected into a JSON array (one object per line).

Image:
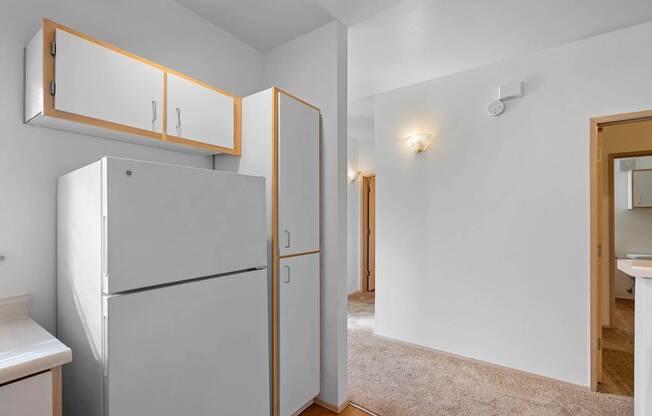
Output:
[{"xmin": 626, "ymin": 253, "xmax": 652, "ymax": 260}]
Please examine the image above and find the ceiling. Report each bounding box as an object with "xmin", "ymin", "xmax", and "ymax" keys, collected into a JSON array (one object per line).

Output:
[
  {"xmin": 349, "ymin": 0, "xmax": 652, "ymax": 101},
  {"xmin": 176, "ymin": 0, "xmax": 400, "ymax": 52}
]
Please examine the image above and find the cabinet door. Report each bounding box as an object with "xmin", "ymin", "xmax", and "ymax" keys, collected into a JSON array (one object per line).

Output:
[
  {"xmin": 279, "ymin": 253, "xmax": 319, "ymax": 416},
  {"xmin": 54, "ymin": 29, "xmax": 164, "ymax": 133},
  {"xmin": 166, "ymin": 73, "xmax": 235, "ymax": 150},
  {"xmin": 632, "ymin": 169, "xmax": 652, "ymax": 208},
  {"xmin": 0, "ymin": 371, "xmax": 53, "ymax": 416},
  {"xmin": 277, "ymin": 93, "xmax": 320, "ymax": 256}
]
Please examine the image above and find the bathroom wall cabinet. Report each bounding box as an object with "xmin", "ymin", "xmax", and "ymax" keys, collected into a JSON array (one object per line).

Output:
[
  {"xmin": 215, "ymin": 87, "xmax": 321, "ymax": 416},
  {"xmin": 628, "ymin": 169, "xmax": 652, "ymax": 209},
  {"xmin": 25, "ymin": 19, "xmax": 241, "ymax": 155}
]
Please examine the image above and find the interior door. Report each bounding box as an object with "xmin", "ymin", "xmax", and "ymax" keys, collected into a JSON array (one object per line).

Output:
[
  {"xmin": 279, "ymin": 253, "xmax": 319, "ymax": 416},
  {"xmin": 277, "ymin": 93, "xmax": 320, "ymax": 256},
  {"xmin": 166, "ymin": 73, "xmax": 235, "ymax": 149},
  {"xmin": 105, "ymin": 269, "xmax": 269, "ymax": 416},
  {"xmin": 104, "ymin": 157, "xmax": 266, "ymax": 294},
  {"xmin": 54, "ymin": 29, "xmax": 164, "ymax": 133},
  {"xmin": 367, "ymin": 176, "xmax": 376, "ymax": 291}
]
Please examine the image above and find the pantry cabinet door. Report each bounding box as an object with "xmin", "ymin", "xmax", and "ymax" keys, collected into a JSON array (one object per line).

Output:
[
  {"xmin": 277, "ymin": 93, "xmax": 320, "ymax": 256},
  {"xmin": 166, "ymin": 73, "xmax": 236, "ymax": 150},
  {"xmin": 279, "ymin": 253, "xmax": 320, "ymax": 416},
  {"xmin": 54, "ymin": 29, "xmax": 164, "ymax": 133}
]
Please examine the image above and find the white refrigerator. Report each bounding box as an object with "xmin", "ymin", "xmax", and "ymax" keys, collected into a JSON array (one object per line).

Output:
[{"xmin": 57, "ymin": 157, "xmax": 270, "ymax": 416}]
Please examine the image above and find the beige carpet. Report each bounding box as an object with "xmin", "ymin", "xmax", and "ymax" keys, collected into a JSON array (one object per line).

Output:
[{"xmin": 347, "ymin": 292, "xmax": 633, "ymax": 416}]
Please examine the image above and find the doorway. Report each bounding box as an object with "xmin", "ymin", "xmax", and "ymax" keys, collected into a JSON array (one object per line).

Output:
[
  {"xmin": 590, "ymin": 110, "xmax": 652, "ymax": 395},
  {"xmin": 360, "ymin": 174, "xmax": 376, "ymax": 293}
]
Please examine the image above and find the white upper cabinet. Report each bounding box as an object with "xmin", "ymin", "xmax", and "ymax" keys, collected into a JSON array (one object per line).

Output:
[
  {"xmin": 24, "ymin": 19, "xmax": 241, "ymax": 155},
  {"xmin": 166, "ymin": 73, "xmax": 237, "ymax": 150},
  {"xmin": 629, "ymin": 169, "xmax": 652, "ymax": 209},
  {"xmin": 277, "ymin": 93, "xmax": 320, "ymax": 256},
  {"xmin": 55, "ymin": 29, "xmax": 164, "ymax": 133}
]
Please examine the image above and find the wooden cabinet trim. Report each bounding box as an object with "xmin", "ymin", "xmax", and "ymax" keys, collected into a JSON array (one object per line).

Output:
[
  {"xmin": 39, "ymin": 18, "xmax": 241, "ymax": 155},
  {"xmin": 276, "ymin": 87, "xmax": 321, "ymax": 113},
  {"xmin": 272, "ymin": 87, "xmax": 280, "ymax": 416},
  {"xmin": 52, "ymin": 367, "xmax": 62, "ymax": 416}
]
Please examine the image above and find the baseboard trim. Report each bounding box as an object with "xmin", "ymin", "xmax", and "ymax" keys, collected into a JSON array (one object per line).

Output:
[
  {"xmin": 291, "ymin": 400, "xmax": 314, "ymax": 416},
  {"xmin": 350, "ymin": 402, "xmax": 380, "ymax": 416},
  {"xmin": 314, "ymin": 398, "xmax": 349, "ymax": 414},
  {"xmin": 373, "ymin": 332, "xmax": 590, "ymax": 391}
]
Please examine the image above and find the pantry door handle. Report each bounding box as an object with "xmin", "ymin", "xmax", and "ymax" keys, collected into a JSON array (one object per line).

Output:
[
  {"xmin": 284, "ymin": 230, "xmax": 291, "ymax": 248},
  {"xmin": 285, "ymin": 265, "xmax": 291, "ymax": 283}
]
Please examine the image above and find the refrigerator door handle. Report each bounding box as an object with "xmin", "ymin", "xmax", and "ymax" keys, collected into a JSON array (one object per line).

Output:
[
  {"xmin": 284, "ymin": 265, "xmax": 290, "ymax": 283},
  {"xmin": 102, "ymin": 297, "xmax": 109, "ymax": 377},
  {"xmin": 102, "ymin": 215, "xmax": 108, "ymax": 278}
]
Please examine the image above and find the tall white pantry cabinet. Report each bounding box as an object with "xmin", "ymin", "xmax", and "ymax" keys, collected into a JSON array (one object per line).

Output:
[{"xmin": 215, "ymin": 87, "xmax": 320, "ymax": 416}]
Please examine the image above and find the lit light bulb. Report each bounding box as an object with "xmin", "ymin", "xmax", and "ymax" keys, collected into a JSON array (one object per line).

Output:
[{"xmin": 406, "ymin": 133, "xmax": 431, "ymax": 153}]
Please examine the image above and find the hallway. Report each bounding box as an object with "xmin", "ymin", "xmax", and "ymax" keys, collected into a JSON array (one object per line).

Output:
[{"xmin": 347, "ymin": 293, "xmax": 633, "ymax": 416}]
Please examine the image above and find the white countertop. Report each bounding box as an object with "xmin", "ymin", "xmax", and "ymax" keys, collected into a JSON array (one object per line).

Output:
[
  {"xmin": 617, "ymin": 259, "xmax": 652, "ymax": 279},
  {"xmin": 0, "ymin": 295, "xmax": 71, "ymax": 385}
]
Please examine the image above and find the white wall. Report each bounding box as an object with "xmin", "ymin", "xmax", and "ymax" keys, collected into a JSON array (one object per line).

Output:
[
  {"xmin": 614, "ymin": 157, "xmax": 652, "ymax": 299},
  {"xmin": 347, "ymin": 96, "xmax": 376, "ymax": 294},
  {"xmin": 347, "ymin": 138, "xmax": 360, "ymax": 294},
  {"xmin": 348, "ymin": 0, "xmax": 652, "ymax": 101},
  {"xmin": 262, "ymin": 21, "xmax": 349, "ymax": 408},
  {"xmin": 346, "ymin": 136, "xmax": 375, "ymax": 295},
  {"xmin": 0, "ymin": 0, "xmax": 263, "ymax": 333},
  {"xmin": 374, "ymin": 21, "xmax": 652, "ymax": 387}
]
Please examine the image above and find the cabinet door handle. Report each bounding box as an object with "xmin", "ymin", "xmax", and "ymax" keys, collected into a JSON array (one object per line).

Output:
[
  {"xmin": 176, "ymin": 107, "xmax": 181, "ymax": 135},
  {"xmin": 284, "ymin": 230, "xmax": 291, "ymax": 248},
  {"xmin": 151, "ymin": 101, "xmax": 157, "ymax": 131},
  {"xmin": 284, "ymin": 265, "xmax": 291, "ymax": 283}
]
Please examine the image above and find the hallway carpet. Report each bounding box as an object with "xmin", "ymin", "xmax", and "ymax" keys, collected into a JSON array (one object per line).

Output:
[{"xmin": 347, "ymin": 292, "xmax": 633, "ymax": 416}]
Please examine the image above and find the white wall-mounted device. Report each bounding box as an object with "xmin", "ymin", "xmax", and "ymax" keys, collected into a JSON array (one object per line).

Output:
[
  {"xmin": 488, "ymin": 81, "xmax": 524, "ymax": 117},
  {"xmin": 499, "ymin": 82, "xmax": 524, "ymax": 100}
]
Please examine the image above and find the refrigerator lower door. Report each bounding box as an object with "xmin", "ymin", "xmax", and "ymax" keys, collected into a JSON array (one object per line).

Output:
[{"xmin": 104, "ymin": 269, "xmax": 269, "ymax": 416}]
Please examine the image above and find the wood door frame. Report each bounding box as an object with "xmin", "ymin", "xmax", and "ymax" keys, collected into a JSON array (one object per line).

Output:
[
  {"xmin": 360, "ymin": 173, "xmax": 376, "ymax": 293},
  {"xmin": 590, "ymin": 109, "xmax": 652, "ymax": 391}
]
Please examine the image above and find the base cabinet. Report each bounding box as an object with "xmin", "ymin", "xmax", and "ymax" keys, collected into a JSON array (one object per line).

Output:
[
  {"xmin": 279, "ymin": 253, "xmax": 320, "ymax": 416},
  {"xmin": 0, "ymin": 370, "xmax": 55, "ymax": 416}
]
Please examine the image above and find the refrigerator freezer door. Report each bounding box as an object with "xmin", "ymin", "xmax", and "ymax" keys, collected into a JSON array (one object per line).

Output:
[
  {"xmin": 105, "ymin": 269, "xmax": 269, "ymax": 416},
  {"xmin": 104, "ymin": 157, "xmax": 266, "ymax": 294}
]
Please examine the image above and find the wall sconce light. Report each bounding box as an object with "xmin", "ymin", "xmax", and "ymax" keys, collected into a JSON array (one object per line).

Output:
[
  {"xmin": 348, "ymin": 170, "xmax": 361, "ymax": 183},
  {"xmin": 406, "ymin": 133, "xmax": 431, "ymax": 153}
]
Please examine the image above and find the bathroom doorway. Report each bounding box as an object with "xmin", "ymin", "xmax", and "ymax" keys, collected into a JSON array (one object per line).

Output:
[{"xmin": 590, "ymin": 111, "xmax": 652, "ymax": 394}]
